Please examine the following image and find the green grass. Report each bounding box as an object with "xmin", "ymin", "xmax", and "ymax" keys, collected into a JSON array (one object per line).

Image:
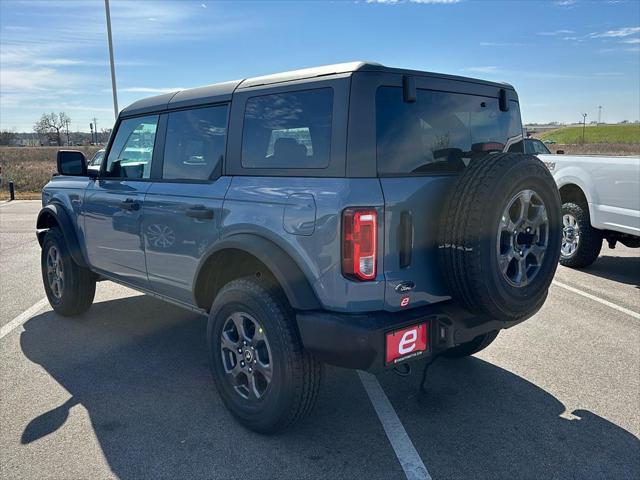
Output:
[{"xmin": 539, "ymin": 124, "xmax": 640, "ymax": 145}]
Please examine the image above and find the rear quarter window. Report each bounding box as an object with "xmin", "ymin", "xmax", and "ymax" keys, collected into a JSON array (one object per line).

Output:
[
  {"xmin": 376, "ymin": 87, "xmax": 523, "ymax": 176},
  {"xmin": 241, "ymin": 88, "xmax": 333, "ymax": 169}
]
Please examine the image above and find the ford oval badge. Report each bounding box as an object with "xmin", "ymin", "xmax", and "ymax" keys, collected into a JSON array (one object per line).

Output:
[{"xmin": 395, "ymin": 281, "xmax": 415, "ymax": 293}]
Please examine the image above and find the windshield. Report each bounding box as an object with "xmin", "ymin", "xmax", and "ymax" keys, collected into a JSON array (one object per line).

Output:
[
  {"xmin": 89, "ymin": 149, "xmax": 105, "ymax": 166},
  {"xmin": 376, "ymin": 87, "xmax": 523, "ymax": 175}
]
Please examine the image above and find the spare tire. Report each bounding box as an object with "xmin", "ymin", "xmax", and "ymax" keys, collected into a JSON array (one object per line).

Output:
[{"xmin": 438, "ymin": 153, "xmax": 561, "ymax": 322}]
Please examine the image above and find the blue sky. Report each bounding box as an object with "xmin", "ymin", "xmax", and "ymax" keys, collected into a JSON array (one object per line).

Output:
[{"xmin": 1, "ymin": 0, "xmax": 639, "ymax": 132}]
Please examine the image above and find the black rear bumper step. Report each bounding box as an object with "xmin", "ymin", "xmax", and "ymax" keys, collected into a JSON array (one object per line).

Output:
[{"xmin": 296, "ymin": 301, "xmax": 524, "ymax": 372}]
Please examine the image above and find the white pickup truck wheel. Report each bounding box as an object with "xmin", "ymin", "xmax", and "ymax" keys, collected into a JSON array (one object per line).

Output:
[{"xmin": 559, "ymin": 202, "xmax": 602, "ymax": 268}]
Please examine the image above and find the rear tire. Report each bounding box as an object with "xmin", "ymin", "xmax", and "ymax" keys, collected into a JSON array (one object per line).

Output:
[
  {"xmin": 41, "ymin": 228, "xmax": 96, "ymax": 316},
  {"xmin": 207, "ymin": 277, "xmax": 322, "ymax": 434},
  {"xmin": 438, "ymin": 153, "xmax": 562, "ymax": 322},
  {"xmin": 559, "ymin": 202, "xmax": 602, "ymax": 268},
  {"xmin": 442, "ymin": 331, "xmax": 499, "ymax": 358}
]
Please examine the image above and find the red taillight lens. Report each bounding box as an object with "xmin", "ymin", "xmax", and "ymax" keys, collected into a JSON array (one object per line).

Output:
[{"xmin": 342, "ymin": 208, "xmax": 377, "ymax": 281}]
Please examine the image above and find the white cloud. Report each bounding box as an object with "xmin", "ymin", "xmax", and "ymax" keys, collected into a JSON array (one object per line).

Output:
[
  {"xmin": 465, "ymin": 66, "xmax": 499, "ymax": 73},
  {"xmin": 480, "ymin": 41, "xmax": 528, "ymax": 47},
  {"xmin": 0, "ymin": 67, "xmax": 82, "ymax": 92},
  {"xmin": 537, "ymin": 29, "xmax": 575, "ymax": 36},
  {"xmin": 365, "ymin": 0, "xmax": 461, "ymax": 4},
  {"xmin": 591, "ymin": 26, "xmax": 640, "ymax": 38},
  {"xmin": 554, "ymin": 0, "xmax": 577, "ymax": 6},
  {"xmin": 597, "ymin": 46, "xmax": 640, "ymax": 53},
  {"xmin": 118, "ymin": 87, "xmax": 185, "ymax": 94},
  {"xmin": 620, "ymin": 38, "xmax": 640, "ymax": 44},
  {"xmin": 33, "ymin": 58, "xmax": 84, "ymax": 66}
]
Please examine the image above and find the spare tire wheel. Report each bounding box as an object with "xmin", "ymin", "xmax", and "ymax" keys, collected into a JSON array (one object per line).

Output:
[{"xmin": 438, "ymin": 153, "xmax": 561, "ymax": 323}]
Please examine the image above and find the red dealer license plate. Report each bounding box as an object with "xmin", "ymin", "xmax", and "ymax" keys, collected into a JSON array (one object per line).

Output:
[{"xmin": 385, "ymin": 322, "xmax": 428, "ymax": 365}]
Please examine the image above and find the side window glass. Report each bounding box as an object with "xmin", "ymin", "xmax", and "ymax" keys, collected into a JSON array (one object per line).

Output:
[
  {"xmin": 533, "ymin": 140, "xmax": 549, "ymax": 154},
  {"xmin": 524, "ymin": 140, "xmax": 534, "ymax": 154},
  {"xmin": 241, "ymin": 88, "xmax": 333, "ymax": 169},
  {"xmin": 163, "ymin": 105, "xmax": 229, "ymax": 181},
  {"xmin": 105, "ymin": 115, "xmax": 158, "ymax": 179}
]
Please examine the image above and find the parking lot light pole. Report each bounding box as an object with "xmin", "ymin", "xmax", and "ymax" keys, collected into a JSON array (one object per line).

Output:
[
  {"xmin": 105, "ymin": 0, "xmax": 119, "ymax": 119},
  {"xmin": 582, "ymin": 113, "xmax": 587, "ymax": 143}
]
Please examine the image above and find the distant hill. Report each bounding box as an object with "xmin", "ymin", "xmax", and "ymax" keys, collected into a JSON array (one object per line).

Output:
[{"xmin": 539, "ymin": 124, "xmax": 640, "ymax": 145}]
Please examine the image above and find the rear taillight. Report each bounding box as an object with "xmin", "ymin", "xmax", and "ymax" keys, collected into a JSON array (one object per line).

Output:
[{"xmin": 342, "ymin": 208, "xmax": 377, "ymax": 281}]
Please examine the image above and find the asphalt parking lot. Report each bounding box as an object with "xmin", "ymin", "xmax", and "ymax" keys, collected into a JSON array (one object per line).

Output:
[{"xmin": 1, "ymin": 200, "xmax": 639, "ymax": 480}]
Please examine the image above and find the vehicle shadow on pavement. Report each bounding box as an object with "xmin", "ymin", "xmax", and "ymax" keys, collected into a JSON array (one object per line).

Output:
[
  {"xmin": 577, "ymin": 254, "xmax": 640, "ymax": 288},
  {"xmin": 18, "ymin": 294, "xmax": 640, "ymax": 479},
  {"xmin": 19, "ymin": 295, "xmax": 403, "ymax": 480},
  {"xmin": 377, "ymin": 357, "xmax": 640, "ymax": 480}
]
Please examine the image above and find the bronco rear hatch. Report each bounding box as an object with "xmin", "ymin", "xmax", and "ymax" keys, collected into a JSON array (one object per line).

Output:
[{"xmin": 375, "ymin": 85, "xmax": 524, "ymax": 311}]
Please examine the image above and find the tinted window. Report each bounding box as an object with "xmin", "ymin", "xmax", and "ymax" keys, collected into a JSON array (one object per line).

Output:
[
  {"xmin": 163, "ymin": 105, "xmax": 228, "ymax": 180},
  {"xmin": 242, "ymin": 88, "xmax": 333, "ymax": 169},
  {"xmin": 106, "ymin": 115, "xmax": 158, "ymax": 179},
  {"xmin": 89, "ymin": 149, "xmax": 105, "ymax": 167},
  {"xmin": 508, "ymin": 140, "xmax": 524, "ymax": 153},
  {"xmin": 376, "ymin": 87, "xmax": 523, "ymax": 175},
  {"xmin": 533, "ymin": 140, "xmax": 550, "ymax": 154}
]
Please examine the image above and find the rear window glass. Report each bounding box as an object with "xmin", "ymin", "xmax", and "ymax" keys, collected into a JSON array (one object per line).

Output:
[
  {"xmin": 376, "ymin": 87, "xmax": 523, "ymax": 175},
  {"xmin": 163, "ymin": 105, "xmax": 228, "ymax": 181},
  {"xmin": 242, "ymin": 88, "xmax": 333, "ymax": 169}
]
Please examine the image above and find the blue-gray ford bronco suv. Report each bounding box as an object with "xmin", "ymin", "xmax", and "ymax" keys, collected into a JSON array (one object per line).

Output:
[{"xmin": 37, "ymin": 62, "xmax": 561, "ymax": 433}]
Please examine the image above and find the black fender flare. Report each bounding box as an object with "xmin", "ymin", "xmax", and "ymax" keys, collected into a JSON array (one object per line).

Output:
[
  {"xmin": 36, "ymin": 204, "xmax": 88, "ymax": 268},
  {"xmin": 194, "ymin": 234, "xmax": 321, "ymax": 311}
]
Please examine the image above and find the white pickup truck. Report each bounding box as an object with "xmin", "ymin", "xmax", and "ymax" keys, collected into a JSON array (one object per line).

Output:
[{"xmin": 537, "ymin": 152, "xmax": 640, "ymax": 268}]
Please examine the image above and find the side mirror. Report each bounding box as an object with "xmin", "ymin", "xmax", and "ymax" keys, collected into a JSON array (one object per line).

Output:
[
  {"xmin": 556, "ymin": 150, "xmax": 565, "ymax": 155},
  {"xmin": 57, "ymin": 150, "xmax": 88, "ymax": 176}
]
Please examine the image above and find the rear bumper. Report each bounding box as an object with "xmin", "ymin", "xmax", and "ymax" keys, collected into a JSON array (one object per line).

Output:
[{"xmin": 296, "ymin": 302, "xmax": 525, "ymax": 372}]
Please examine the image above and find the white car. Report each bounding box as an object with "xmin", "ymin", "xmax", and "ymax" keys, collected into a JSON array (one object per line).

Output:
[{"xmin": 538, "ymin": 152, "xmax": 640, "ymax": 268}]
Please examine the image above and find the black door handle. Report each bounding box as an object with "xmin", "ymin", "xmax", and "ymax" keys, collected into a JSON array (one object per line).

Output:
[
  {"xmin": 120, "ymin": 198, "xmax": 140, "ymax": 211},
  {"xmin": 186, "ymin": 205, "xmax": 214, "ymax": 220}
]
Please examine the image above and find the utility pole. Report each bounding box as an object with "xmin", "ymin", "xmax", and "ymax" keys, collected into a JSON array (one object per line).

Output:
[
  {"xmin": 105, "ymin": 0, "xmax": 119, "ymax": 118},
  {"xmin": 64, "ymin": 119, "xmax": 70, "ymax": 146},
  {"xmin": 93, "ymin": 117, "xmax": 99, "ymax": 143},
  {"xmin": 582, "ymin": 113, "xmax": 588, "ymax": 143},
  {"xmin": 598, "ymin": 105, "xmax": 603, "ymax": 125}
]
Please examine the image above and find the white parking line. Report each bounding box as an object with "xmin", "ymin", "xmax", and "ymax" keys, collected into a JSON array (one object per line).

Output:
[
  {"xmin": 552, "ymin": 280, "xmax": 640, "ymax": 320},
  {"xmin": 358, "ymin": 371, "xmax": 431, "ymax": 480},
  {"xmin": 0, "ymin": 298, "xmax": 49, "ymax": 340}
]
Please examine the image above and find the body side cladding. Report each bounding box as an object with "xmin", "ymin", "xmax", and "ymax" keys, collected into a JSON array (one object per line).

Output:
[
  {"xmin": 36, "ymin": 203, "xmax": 88, "ymax": 268},
  {"xmin": 193, "ymin": 234, "xmax": 321, "ymax": 311}
]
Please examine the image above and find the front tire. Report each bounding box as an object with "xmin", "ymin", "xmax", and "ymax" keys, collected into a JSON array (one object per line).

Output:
[
  {"xmin": 559, "ymin": 202, "xmax": 602, "ymax": 268},
  {"xmin": 41, "ymin": 228, "xmax": 96, "ymax": 316},
  {"xmin": 207, "ymin": 277, "xmax": 322, "ymax": 434}
]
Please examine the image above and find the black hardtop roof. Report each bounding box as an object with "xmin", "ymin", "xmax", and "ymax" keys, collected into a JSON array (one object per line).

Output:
[{"xmin": 120, "ymin": 61, "xmax": 516, "ymax": 118}]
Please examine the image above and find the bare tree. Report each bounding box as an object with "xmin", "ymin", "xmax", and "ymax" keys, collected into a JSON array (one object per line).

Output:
[
  {"xmin": 100, "ymin": 127, "xmax": 113, "ymax": 144},
  {"xmin": 34, "ymin": 112, "xmax": 71, "ymax": 146},
  {"xmin": 0, "ymin": 129, "xmax": 17, "ymax": 146}
]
